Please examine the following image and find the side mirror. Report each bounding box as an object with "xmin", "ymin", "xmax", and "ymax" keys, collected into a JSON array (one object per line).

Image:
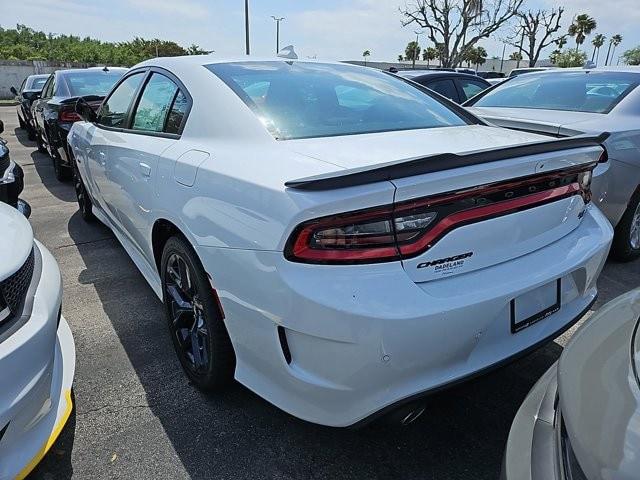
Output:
[
  {"xmin": 10, "ymin": 86, "xmax": 18, "ymax": 96},
  {"xmin": 0, "ymin": 120, "xmax": 4, "ymax": 134},
  {"xmin": 75, "ymin": 98, "xmax": 97, "ymax": 123}
]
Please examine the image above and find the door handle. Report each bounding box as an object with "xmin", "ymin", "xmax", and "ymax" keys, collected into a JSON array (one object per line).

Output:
[{"xmin": 139, "ymin": 162, "xmax": 152, "ymax": 177}]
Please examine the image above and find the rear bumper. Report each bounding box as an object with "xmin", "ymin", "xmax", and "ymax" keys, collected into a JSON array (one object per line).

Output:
[
  {"xmin": 501, "ymin": 364, "xmax": 560, "ymax": 480},
  {"xmin": 0, "ymin": 241, "xmax": 75, "ymax": 480},
  {"xmin": 201, "ymin": 204, "xmax": 613, "ymax": 427}
]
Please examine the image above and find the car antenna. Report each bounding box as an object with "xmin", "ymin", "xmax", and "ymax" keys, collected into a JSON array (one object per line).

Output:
[{"xmin": 102, "ymin": 65, "xmax": 109, "ymax": 72}]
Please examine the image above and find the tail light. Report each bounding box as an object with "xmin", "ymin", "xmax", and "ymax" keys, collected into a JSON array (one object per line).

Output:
[
  {"xmin": 285, "ymin": 164, "xmax": 596, "ymax": 265},
  {"xmin": 59, "ymin": 105, "xmax": 81, "ymax": 123}
]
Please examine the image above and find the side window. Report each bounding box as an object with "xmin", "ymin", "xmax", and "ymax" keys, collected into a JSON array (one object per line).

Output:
[
  {"xmin": 458, "ymin": 79, "xmax": 488, "ymax": 101},
  {"xmin": 97, "ymin": 73, "xmax": 144, "ymax": 128},
  {"xmin": 132, "ymin": 73, "xmax": 178, "ymax": 132},
  {"xmin": 19, "ymin": 78, "xmax": 26, "ymax": 93},
  {"xmin": 425, "ymin": 79, "xmax": 458, "ymax": 102},
  {"xmin": 165, "ymin": 90, "xmax": 189, "ymax": 134},
  {"xmin": 41, "ymin": 76, "xmax": 53, "ymax": 98}
]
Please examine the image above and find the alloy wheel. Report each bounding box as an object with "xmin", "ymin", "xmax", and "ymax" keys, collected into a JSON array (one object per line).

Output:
[
  {"xmin": 631, "ymin": 201, "xmax": 640, "ymax": 250},
  {"xmin": 164, "ymin": 253, "xmax": 210, "ymax": 373}
]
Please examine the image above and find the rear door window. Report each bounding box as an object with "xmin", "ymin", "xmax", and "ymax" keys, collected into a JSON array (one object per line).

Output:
[
  {"xmin": 425, "ymin": 79, "xmax": 459, "ymax": 102},
  {"xmin": 165, "ymin": 90, "xmax": 189, "ymax": 134},
  {"xmin": 97, "ymin": 73, "xmax": 144, "ymax": 128},
  {"xmin": 131, "ymin": 73, "xmax": 179, "ymax": 133}
]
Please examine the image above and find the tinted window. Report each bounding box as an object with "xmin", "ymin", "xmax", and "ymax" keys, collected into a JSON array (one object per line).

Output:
[
  {"xmin": 65, "ymin": 71, "xmax": 124, "ymax": 97},
  {"xmin": 42, "ymin": 76, "xmax": 54, "ymax": 98},
  {"xmin": 98, "ymin": 73, "xmax": 144, "ymax": 128},
  {"xmin": 31, "ymin": 77, "xmax": 48, "ymax": 90},
  {"xmin": 458, "ymin": 79, "xmax": 487, "ymax": 101},
  {"xmin": 425, "ymin": 79, "xmax": 458, "ymax": 102},
  {"xmin": 132, "ymin": 73, "xmax": 178, "ymax": 132},
  {"xmin": 207, "ymin": 62, "xmax": 467, "ymax": 140},
  {"xmin": 165, "ymin": 91, "xmax": 189, "ymax": 134},
  {"xmin": 472, "ymin": 72, "xmax": 639, "ymax": 113}
]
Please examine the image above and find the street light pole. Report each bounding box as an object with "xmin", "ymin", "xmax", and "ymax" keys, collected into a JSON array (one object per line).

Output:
[
  {"xmin": 244, "ymin": 0, "xmax": 250, "ymax": 55},
  {"xmin": 271, "ymin": 16, "xmax": 285, "ymax": 54},
  {"xmin": 413, "ymin": 30, "xmax": 424, "ymax": 69}
]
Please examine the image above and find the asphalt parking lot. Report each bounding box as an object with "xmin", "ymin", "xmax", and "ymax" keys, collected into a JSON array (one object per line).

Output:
[{"xmin": 2, "ymin": 105, "xmax": 637, "ymax": 480}]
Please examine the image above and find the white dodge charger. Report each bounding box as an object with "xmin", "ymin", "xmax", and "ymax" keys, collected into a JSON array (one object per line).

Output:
[
  {"xmin": 68, "ymin": 56, "xmax": 612, "ymax": 427},
  {"xmin": 0, "ymin": 203, "xmax": 75, "ymax": 478}
]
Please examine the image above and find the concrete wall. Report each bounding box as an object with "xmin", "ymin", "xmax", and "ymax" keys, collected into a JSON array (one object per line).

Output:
[{"xmin": 0, "ymin": 60, "xmax": 100, "ymax": 99}]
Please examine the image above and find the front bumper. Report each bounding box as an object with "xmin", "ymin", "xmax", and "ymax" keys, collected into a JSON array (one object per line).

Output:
[
  {"xmin": 0, "ymin": 241, "xmax": 76, "ymax": 480},
  {"xmin": 200, "ymin": 204, "xmax": 612, "ymax": 427},
  {"xmin": 501, "ymin": 364, "xmax": 560, "ymax": 480}
]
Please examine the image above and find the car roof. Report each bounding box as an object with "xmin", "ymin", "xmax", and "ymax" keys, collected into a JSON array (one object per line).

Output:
[
  {"xmin": 398, "ymin": 70, "xmax": 487, "ymax": 82},
  {"xmin": 514, "ymin": 66, "xmax": 640, "ymax": 76},
  {"xmin": 55, "ymin": 67, "xmax": 128, "ymax": 76},
  {"xmin": 133, "ymin": 55, "xmax": 345, "ymax": 70},
  {"xmin": 28, "ymin": 73, "xmax": 50, "ymax": 79}
]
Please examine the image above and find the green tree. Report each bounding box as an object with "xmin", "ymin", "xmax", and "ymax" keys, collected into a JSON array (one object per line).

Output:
[
  {"xmin": 398, "ymin": 54, "xmax": 404, "ymax": 62},
  {"xmin": 422, "ymin": 46, "xmax": 438, "ymax": 66},
  {"xmin": 509, "ymin": 51, "xmax": 522, "ymax": 61},
  {"xmin": 591, "ymin": 34, "xmax": 606, "ymax": 63},
  {"xmin": 567, "ymin": 14, "xmax": 597, "ymax": 52},
  {"xmin": 551, "ymin": 49, "xmax": 587, "ymax": 67},
  {"xmin": 622, "ymin": 46, "xmax": 640, "ymax": 65},
  {"xmin": 605, "ymin": 34, "xmax": 623, "ymax": 65},
  {"xmin": 405, "ymin": 40, "xmax": 421, "ymax": 68},
  {"xmin": 362, "ymin": 50, "xmax": 371, "ymax": 66}
]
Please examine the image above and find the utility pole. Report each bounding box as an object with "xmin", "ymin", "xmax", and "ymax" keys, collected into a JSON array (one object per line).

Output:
[
  {"xmin": 244, "ymin": 0, "xmax": 250, "ymax": 55},
  {"xmin": 516, "ymin": 27, "xmax": 525, "ymax": 68},
  {"xmin": 413, "ymin": 30, "xmax": 423, "ymax": 69},
  {"xmin": 271, "ymin": 16, "xmax": 285, "ymax": 54},
  {"xmin": 500, "ymin": 43, "xmax": 506, "ymax": 73}
]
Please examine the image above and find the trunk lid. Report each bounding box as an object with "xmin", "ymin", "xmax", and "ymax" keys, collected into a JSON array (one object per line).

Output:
[{"xmin": 286, "ymin": 125, "xmax": 603, "ymax": 283}]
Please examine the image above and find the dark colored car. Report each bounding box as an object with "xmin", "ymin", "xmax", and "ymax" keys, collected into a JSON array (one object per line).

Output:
[
  {"xmin": 31, "ymin": 67, "xmax": 127, "ymax": 181},
  {"xmin": 0, "ymin": 120, "xmax": 29, "ymax": 217},
  {"xmin": 396, "ymin": 70, "xmax": 491, "ymax": 104},
  {"xmin": 10, "ymin": 74, "xmax": 49, "ymax": 141},
  {"xmin": 477, "ymin": 71, "xmax": 505, "ymax": 79}
]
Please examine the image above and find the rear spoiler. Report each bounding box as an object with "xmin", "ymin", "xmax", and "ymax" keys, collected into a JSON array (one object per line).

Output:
[
  {"xmin": 285, "ymin": 132, "xmax": 610, "ymax": 191},
  {"xmin": 59, "ymin": 95, "xmax": 105, "ymax": 106}
]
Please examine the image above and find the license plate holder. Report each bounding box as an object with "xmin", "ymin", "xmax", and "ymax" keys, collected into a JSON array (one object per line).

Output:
[{"xmin": 511, "ymin": 279, "xmax": 561, "ymax": 333}]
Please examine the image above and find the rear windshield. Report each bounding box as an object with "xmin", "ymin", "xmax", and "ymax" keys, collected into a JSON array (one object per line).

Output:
[
  {"xmin": 206, "ymin": 62, "xmax": 467, "ymax": 140},
  {"xmin": 64, "ymin": 71, "xmax": 125, "ymax": 97},
  {"xmin": 472, "ymin": 71, "xmax": 639, "ymax": 113}
]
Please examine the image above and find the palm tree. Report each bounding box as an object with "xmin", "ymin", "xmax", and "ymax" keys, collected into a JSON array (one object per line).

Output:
[
  {"xmin": 605, "ymin": 34, "xmax": 623, "ymax": 65},
  {"xmin": 398, "ymin": 54, "xmax": 404, "ymax": 62},
  {"xmin": 591, "ymin": 34, "xmax": 605, "ymax": 63},
  {"xmin": 611, "ymin": 33, "xmax": 622, "ymax": 63},
  {"xmin": 555, "ymin": 36, "xmax": 567, "ymax": 50},
  {"xmin": 568, "ymin": 14, "xmax": 597, "ymax": 52},
  {"xmin": 362, "ymin": 50, "xmax": 371, "ymax": 66}
]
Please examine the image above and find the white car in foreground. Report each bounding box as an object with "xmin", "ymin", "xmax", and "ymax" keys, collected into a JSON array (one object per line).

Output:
[
  {"xmin": 69, "ymin": 56, "xmax": 612, "ymax": 427},
  {"xmin": 0, "ymin": 203, "xmax": 75, "ymax": 479}
]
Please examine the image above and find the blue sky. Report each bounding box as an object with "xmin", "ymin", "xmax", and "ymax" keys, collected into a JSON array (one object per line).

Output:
[{"xmin": 3, "ymin": 0, "xmax": 639, "ymax": 63}]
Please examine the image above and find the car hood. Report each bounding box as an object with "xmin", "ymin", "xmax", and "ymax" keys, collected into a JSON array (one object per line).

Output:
[
  {"xmin": 558, "ymin": 289, "xmax": 640, "ymax": 480},
  {"xmin": 0, "ymin": 203, "xmax": 33, "ymax": 282},
  {"xmin": 283, "ymin": 124, "xmax": 547, "ymax": 170},
  {"xmin": 466, "ymin": 107, "xmax": 600, "ymax": 136}
]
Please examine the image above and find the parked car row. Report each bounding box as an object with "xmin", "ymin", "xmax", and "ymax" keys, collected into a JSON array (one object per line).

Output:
[{"xmin": 3, "ymin": 58, "xmax": 639, "ymax": 479}]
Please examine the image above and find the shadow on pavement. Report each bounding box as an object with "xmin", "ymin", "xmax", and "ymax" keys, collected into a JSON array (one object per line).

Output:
[
  {"xmin": 29, "ymin": 150, "xmax": 76, "ymax": 203},
  {"xmin": 12, "ymin": 126, "xmax": 36, "ymax": 148},
  {"xmin": 57, "ymin": 210, "xmax": 566, "ymax": 480}
]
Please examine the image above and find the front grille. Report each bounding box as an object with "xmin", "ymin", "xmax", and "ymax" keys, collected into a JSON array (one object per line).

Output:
[{"xmin": 0, "ymin": 248, "xmax": 35, "ymax": 319}]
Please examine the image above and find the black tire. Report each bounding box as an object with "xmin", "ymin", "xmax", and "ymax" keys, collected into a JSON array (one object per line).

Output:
[
  {"xmin": 53, "ymin": 155, "xmax": 72, "ymax": 182},
  {"xmin": 161, "ymin": 236, "xmax": 235, "ymax": 391},
  {"xmin": 73, "ymin": 160, "xmax": 95, "ymax": 222},
  {"xmin": 35, "ymin": 131, "xmax": 47, "ymax": 153},
  {"xmin": 612, "ymin": 189, "xmax": 640, "ymax": 262},
  {"xmin": 27, "ymin": 127, "xmax": 36, "ymax": 141},
  {"xmin": 18, "ymin": 116, "xmax": 26, "ymax": 130}
]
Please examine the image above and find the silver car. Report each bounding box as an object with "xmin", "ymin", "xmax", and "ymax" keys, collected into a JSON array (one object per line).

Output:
[
  {"xmin": 502, "ymin": 288, "xmax": 640, "ymax": 480},
  {"xmin": 466, "ymin": 68, "xmax": 640, "ymax": 261}
]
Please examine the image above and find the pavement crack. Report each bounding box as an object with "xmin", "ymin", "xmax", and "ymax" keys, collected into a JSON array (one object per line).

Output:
[
  {"xmin": 77, "ymin": 403, "xmax": 151, "ymax": 416},
  {"xmin": 56, "ymin": 237, "xmax": 114, "ymax": 249}
]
